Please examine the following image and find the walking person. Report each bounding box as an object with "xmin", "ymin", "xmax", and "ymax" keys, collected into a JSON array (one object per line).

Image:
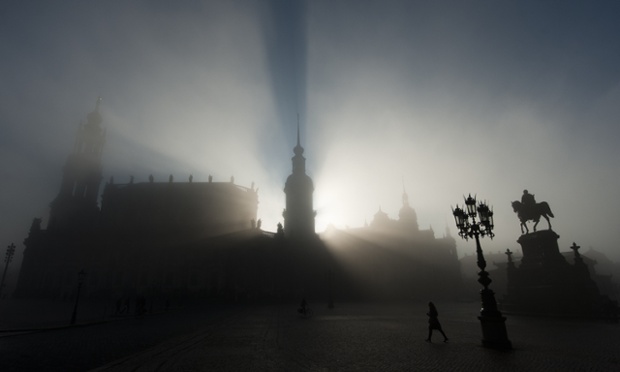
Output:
[
  {"xmin": 426, "ymin": 302, "xmax": 448, "ymax": 343},
  {"xmin": 299, "ymin": 298, "xmax": 307, "ymax": 314},
  {"xmin": 296, "ymin": 297, "xmax": 315, "ymax": 317}
]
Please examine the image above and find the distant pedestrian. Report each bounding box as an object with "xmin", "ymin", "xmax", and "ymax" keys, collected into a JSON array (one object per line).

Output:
[
  {"xmin": 426, "ymin": 302, "xmax": 448, "ymax": 343},
  {"xmin": 298, "ymin": 298, "xmax": 307, "ymax": 315}
]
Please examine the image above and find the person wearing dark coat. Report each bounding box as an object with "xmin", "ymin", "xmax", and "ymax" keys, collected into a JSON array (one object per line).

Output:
[{"xmin": 426, "ymin": 302, "xmax": 448, "ymax": 343}]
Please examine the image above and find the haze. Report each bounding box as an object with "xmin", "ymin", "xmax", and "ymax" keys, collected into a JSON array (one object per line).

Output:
[{"xmin": 2, "ymin": 0, "xmax": 620, "ymax": 283}]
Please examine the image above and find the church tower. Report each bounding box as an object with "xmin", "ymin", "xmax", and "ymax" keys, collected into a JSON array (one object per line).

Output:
[
  {"xmin": 49, "ymin": 98, "xmax": 105, "ymax": 231},
  {"xmin": 398, "ymin": 186, "xmax": 419, "ymax": 232},
  {"xmin": 283, "ymin": 123, "xmax": 316, "ymax": 238}
]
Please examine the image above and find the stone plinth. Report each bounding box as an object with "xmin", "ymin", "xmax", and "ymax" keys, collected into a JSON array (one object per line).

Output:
[
  {"xmin": 503, "ymin": 230, "xmax": 612, "ymax": 318},
  {"xmin": 517, "ymin": 230, "xmax": 565, "ymax": 268}
]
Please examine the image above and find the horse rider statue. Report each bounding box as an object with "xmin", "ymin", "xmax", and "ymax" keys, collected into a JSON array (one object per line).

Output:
[
  {"xmin": 512, "ymin": 190, "xmax": 554, "ymax": 234},
  {"xmin": 521, "ymin": 190, "xmax": 536, "ymax": 209}
]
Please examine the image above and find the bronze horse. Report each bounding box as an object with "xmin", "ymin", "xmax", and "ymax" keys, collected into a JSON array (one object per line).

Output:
[{"xmin": 511, "ymin": 201, "xmax": 554, "ymax": 234}]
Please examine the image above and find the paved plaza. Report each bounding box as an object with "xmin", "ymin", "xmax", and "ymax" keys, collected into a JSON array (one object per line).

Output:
[{"xmin": 1, "ymin": 300, "xmax": 619, "ymax": 371}]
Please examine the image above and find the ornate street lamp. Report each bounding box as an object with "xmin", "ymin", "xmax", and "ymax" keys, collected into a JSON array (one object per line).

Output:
[
  {"xmin": 452, "ymin": 194, "xmax": 512, "ymax": 349},
  {"xmin": 70, "ymin": 270, "xmax": 86, "ymax": 325},
  {"xmin": 0, "ymin": 243, "xmax": 16, "ymax": 300}
]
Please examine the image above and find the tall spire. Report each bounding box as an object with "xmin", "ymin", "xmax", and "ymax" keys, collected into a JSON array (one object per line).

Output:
[
  {"xmin": 87, "ymin": 96, "xmax": 103, "ymax": 127},
  {"xmin": 399, "ymin": 179, "xmax": 418, "ymax": 230},
  {"xmin": 402, "ymin": 178, "xmax": 410, "ymax": 207},
  {"xmin": 294, "ymin": 114, "xmax": 304, "ymax": 156},
  {"xmin": 292, "ymin": 115, "xmax": 305, "ymax": 175},
  {"xmin": 283, "ymin": 114, "xmax": 315, "ymax": 238}
]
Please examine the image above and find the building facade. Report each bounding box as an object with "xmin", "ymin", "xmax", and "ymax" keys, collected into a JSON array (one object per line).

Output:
[
  {"xmin": 15, "ymin": 102, "xmax": 260, "ymax": 301},
  {"xmin": 15, "ymin": 102, "xmax": 463, "ymax": 303},
  {"xmin": 320, "ymin": 189, "xmax": 462, "ymax": 300}
]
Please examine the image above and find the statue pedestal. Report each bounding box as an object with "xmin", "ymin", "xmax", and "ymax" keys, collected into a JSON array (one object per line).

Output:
[
  {"xmin": 517, "ymin": 230, "xmax": 564, "ymax": 268},
  {"xmin": 503, "ymin": 230, "xmax": 605, "ymax": 317}
]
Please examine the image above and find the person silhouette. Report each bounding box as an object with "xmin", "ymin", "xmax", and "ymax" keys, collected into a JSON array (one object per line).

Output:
[
  {"xmin": 299, "ymin": 298, "xmax": 307, "ymax": 315},
  {"xmin": 521, "ymin": 189, "xmax": 536, "ymax": 206},
  {"xmin": 426, "ymin": 302, "xmax": 448, "ymax": 343},
  {"xmin": 521, "ymin": 190, "xmax": 536, "ymax": 217}
]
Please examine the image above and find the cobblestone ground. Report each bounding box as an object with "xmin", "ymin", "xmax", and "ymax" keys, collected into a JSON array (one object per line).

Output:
[
  {"xmin": 94, "ymin": 302, "xmax": 620, "ymax": 371},
  {"xmin": 2, "ymin": 301, "xmax": 620, "ymax": 371},
  {"xmin": 0, "ymin": 302, "xmax": 239, "ymax": 371}
]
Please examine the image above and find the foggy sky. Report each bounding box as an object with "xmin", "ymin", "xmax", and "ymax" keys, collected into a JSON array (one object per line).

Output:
[{"xmin": 2, "ymin": 0, "xmax": 620, "ymax": 274}]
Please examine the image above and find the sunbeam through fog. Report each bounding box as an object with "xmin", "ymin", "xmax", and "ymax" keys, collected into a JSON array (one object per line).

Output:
[{"xmin": 2, "ymin": 0, "xmax": 620, "ymax": 280}]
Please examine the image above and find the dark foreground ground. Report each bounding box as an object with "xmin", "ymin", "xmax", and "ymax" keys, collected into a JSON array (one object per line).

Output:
[{"xmin": 1, "ymin": 300, "xmax": 619, "ymax": 371}]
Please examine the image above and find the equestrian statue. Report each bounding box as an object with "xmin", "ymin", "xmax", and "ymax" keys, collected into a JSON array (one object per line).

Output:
[{"xmin": 511, "ymin": 190, "xmax": 554, "ymax": 234}]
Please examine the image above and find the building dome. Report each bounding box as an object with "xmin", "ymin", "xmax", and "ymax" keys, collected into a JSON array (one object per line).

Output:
[{"xmin": 371, "ymin": 207, "xmax": 391, "ymax": 229}]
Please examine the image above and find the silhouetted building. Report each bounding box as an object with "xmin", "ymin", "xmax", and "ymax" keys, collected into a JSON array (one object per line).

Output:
[
  {"xmin": 561, "ymin": 250, "xmax": 619, "ymax": 302},
  {"xmin": 14, "ymin": 102, "xmax": 261, "ymax": 301},
  {"xmin": 49, "ymin": 97, "xmax": 105, "ymax": 231},
  {"xmin": 15, "ymin": 101, "xmax": 460, "ymax": 304},
  {"xmin": 283, "ymin": 124, "xmax": 316, "ymax": 239},
  {"xmin": 321, "ymin": 188, "xmax": 462, "ymax": 300},
  {"xmin": 100, "ymin": 179, "xmax": 258, "ymax": 237}
]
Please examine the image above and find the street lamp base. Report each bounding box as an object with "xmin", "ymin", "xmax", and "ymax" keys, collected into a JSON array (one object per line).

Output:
[{"xmin": 479, "ymin": 315, "xmax": 512, "ymax": 350}]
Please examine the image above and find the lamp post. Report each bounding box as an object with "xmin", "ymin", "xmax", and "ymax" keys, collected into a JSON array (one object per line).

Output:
[
  {"xmin": 452, "ymin": 194, "xmax": 512, "ymax": 349},
  {"xmin": 0, "ymin": 243, "xmax": 16, "ymax": 300},
  {"xmin": 70, "ymin": 270, "xmax": 86, "ymax": 325}
]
